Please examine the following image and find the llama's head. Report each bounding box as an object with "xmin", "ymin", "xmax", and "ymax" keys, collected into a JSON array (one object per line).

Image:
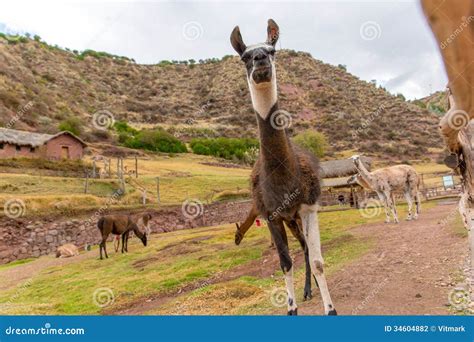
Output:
[
  {"xmin": 347, "ymin": 173, "xmax": 360, "ymax": 184},
  {"xmin": 141, "ymin": 233, "xmax": 148, "ymax": 247},
  {"xmin": 230, "ymin": 19, "xmax": 279, "ymax": 85},
  {"xmin": 350, "ymin": 154, "xmax": 361, "ymax": 166}
]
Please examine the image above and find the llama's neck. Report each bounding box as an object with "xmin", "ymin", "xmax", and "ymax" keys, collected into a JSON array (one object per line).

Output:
[
  {"xmin": 256, "ymin": 103, "xmax": 295, "ymax": 171},
  {"xmin": 355, "ymin": 161, "xmax": 375, "ymax": 187},
  {"xmin": 132, "ymin": 225, "xmax": 145, "ymax": 239},
  {"xmin": 248, "ymin": 64, "xmax": 278, "ymax": 120}
]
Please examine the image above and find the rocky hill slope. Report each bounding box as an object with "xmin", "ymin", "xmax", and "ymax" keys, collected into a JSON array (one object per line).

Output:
[{"xmin": 0, "ymin": 36, "xmax": 442, "ymax": 159}]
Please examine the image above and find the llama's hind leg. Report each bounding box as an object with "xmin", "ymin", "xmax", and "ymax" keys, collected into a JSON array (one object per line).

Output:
[
  {"xmin": 267, "ymin": 219, "xmax": 297, "ymax": 315},
  {"xmin": 404, "ymin": 191, "xmax": 414, "ymax": 220},
  {"xmin": 299, "ymin": 204, "xmax": 336, "ymax": 315},
  {"xmin": 286, "ymin": 219, "xmax": 314, "ymax": 301}
]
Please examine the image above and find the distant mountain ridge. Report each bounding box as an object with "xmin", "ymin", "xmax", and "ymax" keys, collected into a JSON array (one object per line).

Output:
[{"xmin": 0, "ymin": 36, "xmax": 442, "ymax": 159}]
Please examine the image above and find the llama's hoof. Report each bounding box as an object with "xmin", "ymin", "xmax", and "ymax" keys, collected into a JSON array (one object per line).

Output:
[
  {"xmin": 287, "ymin": 309, "xmax": 298, "ymax": 316},
  {"xmin": 327, "ymin": 308, "xmax": 338, "ymax": 316},
  {"xmin": 303, "ymin": 289, "xmax": 312, "ymax": 301}
]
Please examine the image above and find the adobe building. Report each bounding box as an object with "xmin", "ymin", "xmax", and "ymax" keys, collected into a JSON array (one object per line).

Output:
[{"xmin": 0, "ymin": 128, "xmax": 87, "ymax": 160}]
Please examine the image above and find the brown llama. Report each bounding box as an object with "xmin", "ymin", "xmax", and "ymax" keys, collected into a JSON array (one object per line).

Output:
[
  {"xmin": 97, "ymin": 213, "xmax": 150, "ymax": 260},
  {"xmin": 230, "ymin": 19, "xmax": 336, "ymax": 315}
]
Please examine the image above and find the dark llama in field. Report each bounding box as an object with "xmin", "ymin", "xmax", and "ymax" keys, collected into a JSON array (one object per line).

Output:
[
  {"xmin": 97, "ymin": 213, "xmax": 150, "ymax": 260},
  {"xmin": 230, "ymin": 19, "xmax": 336, "ymax": 315}
]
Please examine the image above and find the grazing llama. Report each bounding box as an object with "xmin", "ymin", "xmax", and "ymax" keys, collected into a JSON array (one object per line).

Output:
[
  {"xmin": 97, "ymin": 213, "xmax": 150, "ymax": 259},
  {"xmin": 230, "ymin": 19, "xmax": 336, "ymax": 315},
  {"xmin": 350, "ymin": 155, "xmax": 421, "ymax": 223}
]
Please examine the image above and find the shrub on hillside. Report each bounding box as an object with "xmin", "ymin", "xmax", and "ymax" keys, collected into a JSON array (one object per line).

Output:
[
  {"xmin": 293, "ymin": 130, "xmax": 328, "ymax": 158},
  {"xmin": 58, "ymin": 117, "xmax": 83, "ymax": 136},
  {"xmin": 190, "ymin": 137, "xmax": 259, "ymax": 162},
  {"xmin": 122, "ymin": 128, "xmax": 187, "ymax": 153}
]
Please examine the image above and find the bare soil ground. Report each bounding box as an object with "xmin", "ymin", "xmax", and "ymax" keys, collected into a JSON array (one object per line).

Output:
[{"xmin": 299, "ymin": 200, "xmax": 467, "ymax": 315}]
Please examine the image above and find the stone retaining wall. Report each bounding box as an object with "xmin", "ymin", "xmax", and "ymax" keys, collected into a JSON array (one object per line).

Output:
[{"xmin": 0, "ymin": 200, "xmax": 252, "ymax": 265}]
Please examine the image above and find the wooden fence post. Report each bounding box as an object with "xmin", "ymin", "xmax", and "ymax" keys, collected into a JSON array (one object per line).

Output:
[
  {"xmin": 84, "ymin": 172, "xmax": 89, "ymax": 194},
  {"xmin": 135, "ymin": 156, "xmax": 138, "ymax": 178},
  {"xmin": 156, "ymin": 177, "xmax": 160, "ymax": 204}
]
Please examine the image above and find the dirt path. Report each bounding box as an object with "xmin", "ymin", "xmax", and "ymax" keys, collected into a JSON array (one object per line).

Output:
[
  {"xmin": 0, "ymin": 251, "xmax": 94, "ymax": 291},
  {"xmin": 299, "ymin": 200, "xmax": 467, "ymax": 315}
]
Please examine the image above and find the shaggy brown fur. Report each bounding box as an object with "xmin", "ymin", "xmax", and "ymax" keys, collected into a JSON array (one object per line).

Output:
[
  {"xmin": 97, "ymin": 214, "xmax": 150, "ymax": 260},
  {"xmin": 231, "ymin": 19, "xmax": 335, "ymax": 315},
  {"xmin": 56, "ymin": 243, "xmax": 79, "ymax": 258}
]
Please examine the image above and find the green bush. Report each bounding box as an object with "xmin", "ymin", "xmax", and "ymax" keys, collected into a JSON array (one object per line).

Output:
[
  {"xmin": 293, "ymin": 130, "xmax": 328, "ymax": 158},
  {"xmin": 58, "ymin": 117, "xmax": 83, "ymax": 136},
  {"xmin": 123, "ymin": 128, "xmax": 187, "ymax": 153},
  {"xmin": 190, "ymin": 137, "xmax": 259, "ymax": 162}
]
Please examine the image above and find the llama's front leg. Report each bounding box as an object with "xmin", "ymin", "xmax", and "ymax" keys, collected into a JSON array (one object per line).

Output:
[
  {"xmin": 299, "ymin": 204, "xmax": 336, "ymax": 315},
  {"xmin": 376, "ymin": 192, "xmax": 390, "ymax": 223},
  {"xmin": 404, "ymin": 191, "xmax": 414, "ymax": 220},
  {"xmin": 386, "ymin": 192, "xmax": 399, "ymax": 223},
  {"xmin": 267, "ymin": 219, "xmax": 297, "ymax": 315}
]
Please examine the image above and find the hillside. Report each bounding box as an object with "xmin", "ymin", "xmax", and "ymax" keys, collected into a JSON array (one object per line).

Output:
[
  {"xmin": 412, "ymin": 90, "xmax": 449, "ymax": 116},
  {"xmin": 0, "ymin": 36, "xmax": 442, "ymax": 159}
]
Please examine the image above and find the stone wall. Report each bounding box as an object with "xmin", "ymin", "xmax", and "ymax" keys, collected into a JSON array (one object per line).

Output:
[{"xmin": 0, "ymin": 200, "xmax": 252, "ymax": 265}]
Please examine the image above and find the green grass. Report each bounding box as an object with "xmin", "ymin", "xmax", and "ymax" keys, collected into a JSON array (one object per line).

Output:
[{"xmin": 0, "ymin": 204, "xmax": 396, "ymax": 315}]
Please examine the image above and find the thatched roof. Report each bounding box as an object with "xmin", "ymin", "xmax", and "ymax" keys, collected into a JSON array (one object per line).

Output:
[
  {"xmin": 0, "ymin": 128, "xmax": 87, "ymax": 148},
  {"xmin": 320, "ymin": 157, "xmax": 371, "ymax": 178},
  {"xmin": 321, "ymin": 176, "xmax": 359, "ymax": 188}
]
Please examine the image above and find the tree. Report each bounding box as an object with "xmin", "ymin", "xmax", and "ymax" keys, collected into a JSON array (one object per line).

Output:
[
  {"xmin": 58, "ymin": 117, "xmax": 83, "ymax": 136},
  {"xmin": 293, "ymin": 130, "xmax": 328, "ymax": 158}
]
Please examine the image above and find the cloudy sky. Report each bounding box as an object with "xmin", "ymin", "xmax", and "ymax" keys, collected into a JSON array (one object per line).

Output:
[{"xmin": 0, "ymin": 0, "xmax": 447, "ymax": 99}]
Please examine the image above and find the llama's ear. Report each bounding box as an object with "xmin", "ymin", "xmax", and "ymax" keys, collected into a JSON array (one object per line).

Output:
[
  {"xmin": 230, "ymin": 26, "xmax": 246, "ymax": 56},
  {"xmin": 266, "ymin": 19, "xmax": 279, "ymax": 47}
]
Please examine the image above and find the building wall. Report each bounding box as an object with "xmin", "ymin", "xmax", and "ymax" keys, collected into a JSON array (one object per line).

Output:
[
  {"xmin": 0, "ymin": 142, "xmax": 39, "ymax": 158},
  {"xmin": 45, "ymin": 134, "xmax": 84, "ymax": 160}
]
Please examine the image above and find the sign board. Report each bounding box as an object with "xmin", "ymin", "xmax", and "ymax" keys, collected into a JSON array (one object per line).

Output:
[{"xmin": 442, "ymin": 175, "xmax": 454, "ymax": 188}]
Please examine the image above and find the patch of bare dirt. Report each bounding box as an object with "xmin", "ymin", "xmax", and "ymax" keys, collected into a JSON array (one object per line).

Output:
[{"xmin": 299, "ymin": 201, "xmax": 467, "ymax": 315}]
